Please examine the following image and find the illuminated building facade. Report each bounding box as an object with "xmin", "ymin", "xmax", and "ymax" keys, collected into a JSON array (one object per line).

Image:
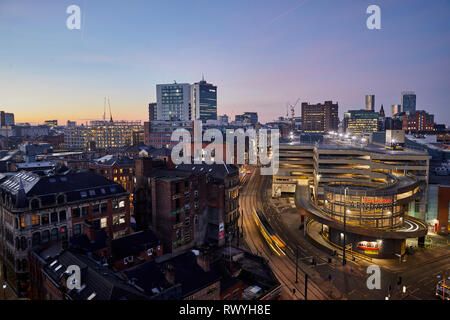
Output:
[
  {"xmin": 402, "ymin": 110, "xmax": 435, "ymax": 133},
  {"xmin": 191, "ymin": 78, "xmax": 217, "ymax": 122},
  {"xmin": 344, "ymin": 110, "xmax": 379, "ymax": 134},
  {"xmin": 64, "ymin": 121, "xmax": 142, "ymax": 150},
  {"xmin": 301, "ymin": 101, "xmax": 339, "ymax": 133},
  {"xmin": 273, "ymin": 138, "xmax": 429, "ymax": 258},
  {"xmin": 365, "ymin": 95, "xmax": 375, "ymax": 111},
  {"xmin": 156, "ymin": 83, "xmax": 192, "ymax": 121}
]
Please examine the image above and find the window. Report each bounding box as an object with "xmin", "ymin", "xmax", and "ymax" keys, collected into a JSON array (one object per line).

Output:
[
  {"xmin": 89, "ymin": 190, "xmax": 96, "ymax": 196},
  {"xmin": 119, "ymin": 200, "xmax": 125, "ymax": 208},
  {"xmin": 101, "ymin": 203, "xmax": 107, "ymax": 213},
  {"xmin": 185, "ymin": 217, "xmax": 190, "ymax": 226},
  {"xmin": 93, "ymin": 204, "xmax": 100, "ymax": 214},
  {"xmin": 31, "ymin": 199, "xmax": 40, "ymax": 209},
  {"xmin": 41, "ymin": 214, "xmax": 49, "ymax": 225},
  {"xmin": 113, "ymin": 214, "xmax": 125, "ymax": 227},
  {"xmin": 32, "ymin": 215, "xmax": 40, "ymax": 227},
  {"xmin": 119, "ymin": 214, "xmax": 126, "ymax": 225},
  {"xmin": 112, "ymin": 199, "xmax": 119, "ymax": 210},
  {"xmin": 93, "ymin": 219, "xmax": 101, "ymax": 230},
  {"xmin": 42, "ymin": 230, "xmax": 50, "ymax": 243},
  {"xmin": 20, "ymin": 217, "xmax": 25, "ymax": 229},
  {"xmin": 51, "ymin": 212, "xmax": 58, "ymax": 223},
  {"xmin": 73, "ymin": 224, "xmax": 82, "ymax": 236},
  {"xmin": 100, "ymin": 217, "xmax": 107, "ymax": 229},
  {"xmin": 51, "ymin": 228, "xmax": 58, "ymax": 242},
  {"xmin": 32, "ymin": 232, "xmax": 41, "ymax": 246},
  {"xmin": 59, "ymin": 210, "xmax": 66, "ymax": 221},
  {"xmin": 81, "ymin": 206, "xmax": 89, "ymax": 217},
  {"xmin": 80, "ymin": 191, "xmax": 87, "ymax": 198},
  {"xmin": 72, "ymin": 208, "xmax": 80, "ymax": 218},
  {"xmin": 185, "ymin": 231, "xmax": 191, "ymax": 242},
  {"xmin": 20, "ymin": 237, "xmax": 27, "ymax": 250}
]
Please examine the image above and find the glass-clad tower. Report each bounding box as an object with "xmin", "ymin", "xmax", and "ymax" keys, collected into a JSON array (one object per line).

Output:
[
  {"xmin": 191, "ymin": 78, "xmax": 217, "ymax": 122},
  {"xmin": 401, "ymin": 91, "xmax": 416, "ymax": 113}
]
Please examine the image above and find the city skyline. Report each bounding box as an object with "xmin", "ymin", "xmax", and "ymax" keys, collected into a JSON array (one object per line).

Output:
[{"xmin": 1, "ymin": 0, "xmax": 450, "ymax": 125}]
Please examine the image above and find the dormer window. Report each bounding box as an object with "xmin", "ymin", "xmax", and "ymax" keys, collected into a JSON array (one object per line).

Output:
[
  {"xmin": 57, "ymin": 194, "xmax": 65, "ymax": 204},
  {"xmin": 31, "ymin": 199, "xmax": 40, "ymax": 210}
]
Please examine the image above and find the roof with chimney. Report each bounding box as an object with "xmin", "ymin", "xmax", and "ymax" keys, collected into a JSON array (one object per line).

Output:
[
  {"xmin": 111, "ymin": 230, "xmax": 160, "ymax": 261},
  {"xmin": 175, "ymin": 163, "xmax": 239, "ymax": 180},
  {"xmin": 123, "ymin": 251, "xmax": 222, "ymax": 298},
  {"xmin": 91, "ymin": 155, "xmax": 135, "ymax": 167},
  {"xmin": 40, "ymin": 248, "xmax": 148, "ymax": 300},
  {"xmin": 0, "ymin": 171, "xmax": 128, "ymax": 210}
]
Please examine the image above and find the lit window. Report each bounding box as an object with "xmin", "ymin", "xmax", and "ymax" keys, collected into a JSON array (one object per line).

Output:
[
  {"xmin": 101, "ymin": 218, "xmax": 107, "ymax": 229},
  {"xmin": 32, "ymin": 215, "xmax": 40, "ymax": 226}
]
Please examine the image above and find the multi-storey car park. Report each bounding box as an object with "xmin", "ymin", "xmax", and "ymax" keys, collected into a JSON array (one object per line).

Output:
[{"xmin": 273, "ymin": 135, "xmax": 429, "ymax": 259}]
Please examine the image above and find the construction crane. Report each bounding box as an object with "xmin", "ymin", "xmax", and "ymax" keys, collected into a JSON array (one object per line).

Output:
[
  {"xmin": 108, "ymin": 98, "xmax": 113, "ymax": 123},
  {"xmin": 286, "ymin": 98, "xmax": 300, "ymax": 121}
]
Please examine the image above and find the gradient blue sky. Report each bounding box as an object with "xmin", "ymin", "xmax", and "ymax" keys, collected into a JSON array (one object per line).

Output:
[{"xmin": 1, "ymin": 0, "xmax": 449, "ymax": 125}]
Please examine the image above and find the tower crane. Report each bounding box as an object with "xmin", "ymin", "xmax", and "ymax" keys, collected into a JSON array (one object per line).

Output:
[{"xmin": 288, "ymin": 98, "xmax": 301, "ymax": 121}]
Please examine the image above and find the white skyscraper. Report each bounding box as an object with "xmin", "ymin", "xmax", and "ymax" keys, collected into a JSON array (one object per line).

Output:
[{"xmin": 156, "ymin": 83, "xmax": 192, "ymax": 120}]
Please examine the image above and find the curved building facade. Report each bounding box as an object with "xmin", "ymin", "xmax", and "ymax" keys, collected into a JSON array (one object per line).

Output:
[{"xmin": 276, "ymin": 135, "xmax": 429, "ymax": 259}]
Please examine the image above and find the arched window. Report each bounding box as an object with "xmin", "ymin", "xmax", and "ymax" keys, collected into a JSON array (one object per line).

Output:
[
  {"xmin": 50, "ymin": 228, "xmax": 58, "ymax": 242},
  {"xmin": 32, "ymin": 232, "xmax": 41, "ymax": 247},
  {"xmin": 42, "ymin": 230, "xmax": 50, "ymax": 243},
  {"xmin": 20, "ymin": 237, "xmax": 28, "ymax": 251},
  {"xmin": 21, "ymin": 259, "xmax": 27, "ymax": 272}
]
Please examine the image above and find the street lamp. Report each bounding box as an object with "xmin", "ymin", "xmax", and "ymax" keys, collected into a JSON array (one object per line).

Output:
[
  {"xmin": 343, "ymin": 187, "xmax": 349, "ymax": 266},
  {"xmin": 2, "ymin": 284, "xmax": 6, "ymax": 300}
]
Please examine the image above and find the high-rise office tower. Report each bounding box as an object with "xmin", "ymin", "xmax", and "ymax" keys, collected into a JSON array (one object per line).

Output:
[
  {"xmin": 156, "ymin": 83, "xmax": 192, "ymax": 120},
  {"xmin": 365, "ymin": 95, "xmax": 375, "ymax": 111},
  {"xmin": 344, "ymin": 109, "xmax": 379, "ymax": 134},
  {"xmin": 391, "ymin": 104, "xmax": 401, "ymax": 116},
  {"xmin": 0, "ymin": 111, "xmax": 14, "ymax": 126},
  {"xmin": 301, "ymin": 101, "xmax": 339, "ymax": 133},
  {"xmin": 401, "ymin": 91, "xmax": 416, "ymax": 113},
  {"xmin": 191, "ymin": 77, "xmax": 217, "ymax": 122},
  {"xmin": 148, "ymin": 102, "xmax": 157, "ymax": 121}
]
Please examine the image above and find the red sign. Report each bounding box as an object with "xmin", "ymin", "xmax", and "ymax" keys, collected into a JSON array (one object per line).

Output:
[{"xmin": 362, "ymin": 199, "xmax": 392, "ymax": 204}]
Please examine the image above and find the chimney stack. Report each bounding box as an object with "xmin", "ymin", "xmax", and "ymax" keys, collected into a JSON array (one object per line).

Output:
[
  {"xmin": 164, "ymin": 263, "xmax": 176, "ymax": 285},
  {"xmin": 197, "ymin": 248, "xmax": 211, "ymax": 272}
]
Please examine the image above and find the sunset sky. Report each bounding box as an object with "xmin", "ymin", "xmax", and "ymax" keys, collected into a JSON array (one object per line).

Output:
[{"xmin": 1, "ymin": 0, "xmax": 449, "ymax": 125}]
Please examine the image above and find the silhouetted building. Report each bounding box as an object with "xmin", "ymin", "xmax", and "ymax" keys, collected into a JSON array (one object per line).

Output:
[{"xmin": 301, "ymin": 101, "xmax": 339, "ymax": 133}]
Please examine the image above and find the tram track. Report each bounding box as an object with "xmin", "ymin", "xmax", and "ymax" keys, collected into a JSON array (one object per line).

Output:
[{"xmin": 239, "ymin": 167, "xmax": 328, "ymax": 300}]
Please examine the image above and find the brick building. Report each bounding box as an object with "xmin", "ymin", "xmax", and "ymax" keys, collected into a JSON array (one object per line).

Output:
[
  {"xmin": 176, "ymin": 163, "xmax": 240, "ymax": 240},
  {"xmin": 134, "ymin": 166, "xmax": 208, "ymax": 254},
  {"xmin": 301, "ymin": 101, "xmax": 339, "ymax": 133},
  {"xmin": 0, "ymin": 171, "xmax": 130, "ymax": 297}
]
